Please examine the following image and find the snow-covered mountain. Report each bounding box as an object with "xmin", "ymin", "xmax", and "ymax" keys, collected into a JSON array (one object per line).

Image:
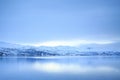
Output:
[
  {"xmin": 0, "ymin": 41, "xmax": 23, "ymax": 48},
  {"xmin": 0, "ymin": 41, "xmax": 120, "ymax": 56},
  {"xmin": 78, "ymin": 42, "xmax": 120, "ymax": 52},
  {"xmin": 0, "ymin": 41, "xmax": 120, "ymax": 51}
]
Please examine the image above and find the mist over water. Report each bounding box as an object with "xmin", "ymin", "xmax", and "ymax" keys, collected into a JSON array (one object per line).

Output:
[
  {"xmin": 0, "ymin": 56, "xmax": 120, "ymax": 80},
  {"xmin": 0, "ymin": 0, "xmax": 120, "ymax": 80}
]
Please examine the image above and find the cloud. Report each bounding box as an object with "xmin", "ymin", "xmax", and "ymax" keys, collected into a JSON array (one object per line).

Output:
[{"xmin": 21, "ymin": 40, "xmax": 114, "ymax": 47}]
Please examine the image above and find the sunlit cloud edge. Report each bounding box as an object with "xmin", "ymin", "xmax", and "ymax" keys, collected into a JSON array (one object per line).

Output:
[{"xmin": 20, "ymin": 40, "xmax": 114, "ymax": 47}]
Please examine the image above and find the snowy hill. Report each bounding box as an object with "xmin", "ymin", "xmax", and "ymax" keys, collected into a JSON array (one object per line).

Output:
[
  {"xmin": 0, "ymin": 41, "xmax": 120, "ymax": 56},
  {"xmin": 0, "ymin": 41, "xmax": 23, "ymax": 48},
  {"xmin": 78, "ymin": 42, "xmax": 120, "ymax": 52}
]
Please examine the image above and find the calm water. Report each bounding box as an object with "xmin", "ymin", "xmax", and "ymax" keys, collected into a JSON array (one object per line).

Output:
[{"xmin": 0, "ymin": 56, "xmax": 120, "ymax": 80}]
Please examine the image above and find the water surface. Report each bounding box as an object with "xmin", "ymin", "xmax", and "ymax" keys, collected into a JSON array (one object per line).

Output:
[{"xmin": 0, "ymin": 56, "xmax": 120, "ymax": 80}]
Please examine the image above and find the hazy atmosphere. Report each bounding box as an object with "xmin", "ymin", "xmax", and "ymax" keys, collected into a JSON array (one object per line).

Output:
[
  {"xmin": 0, "ymin": 0, "xmax": 120, "ymax": 45},
  {"xmin": 1, "ymin": 1, "xmax": 120, "ymax": 80}
]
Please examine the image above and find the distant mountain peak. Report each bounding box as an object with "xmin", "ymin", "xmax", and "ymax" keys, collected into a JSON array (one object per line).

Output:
[{"xmin": 0, "ymin": 41, "xmax": 23, "ymax": 48}]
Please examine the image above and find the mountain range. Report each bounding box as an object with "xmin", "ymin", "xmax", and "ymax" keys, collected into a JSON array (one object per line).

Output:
[{"xmin": 0, "ymin": 41, "xmax": 120, "ymax": 56}]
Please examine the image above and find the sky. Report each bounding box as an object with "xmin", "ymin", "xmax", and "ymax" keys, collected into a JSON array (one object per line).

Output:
[{"xmin": 0, "ymin": 0, "xmax": 120, "ymax": 46}]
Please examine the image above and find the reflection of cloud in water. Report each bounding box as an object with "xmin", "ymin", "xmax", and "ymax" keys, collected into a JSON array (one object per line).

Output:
[{"xmin": 33, "ymin": 62, "xmax": 119, "ymax": 74}]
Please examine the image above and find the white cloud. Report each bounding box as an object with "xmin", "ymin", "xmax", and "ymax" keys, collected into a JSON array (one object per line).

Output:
[{"xmin": 20, "ymin": 39, "xmax": 114, "ymax": 47}]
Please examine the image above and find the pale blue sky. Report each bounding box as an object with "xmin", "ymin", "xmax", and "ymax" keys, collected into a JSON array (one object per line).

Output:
[{"xmin": 0, "ymin": 0, "xmax": 120, "ymax": 44}]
